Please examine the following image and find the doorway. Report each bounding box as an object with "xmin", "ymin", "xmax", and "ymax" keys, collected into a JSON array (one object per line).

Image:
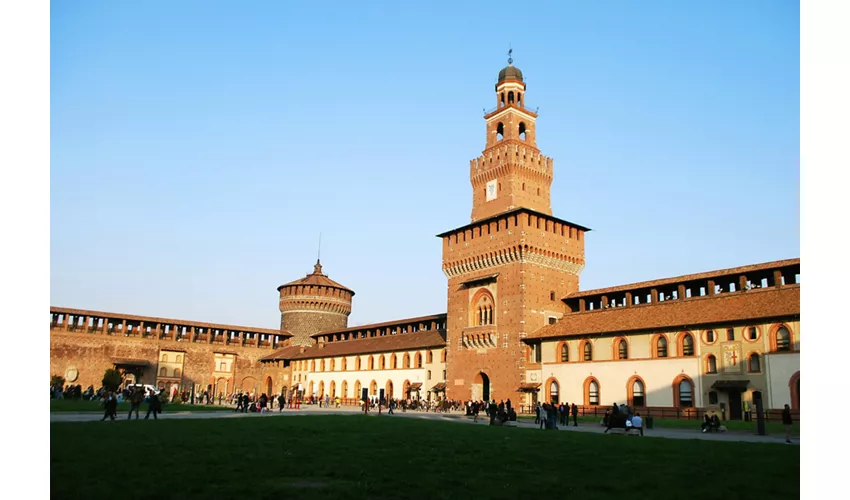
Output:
[
  {"xmin": 728, "ymin": 391, "xmax": 742, "ymax": 420},
  {"xmin": 473, "ymin": 372, "xmax": 491, "ymax": 401}
]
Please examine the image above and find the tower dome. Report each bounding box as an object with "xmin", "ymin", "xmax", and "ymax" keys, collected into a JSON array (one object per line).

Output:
[
  {"xmin": 277, "ymin": 260, "xmax": 354, "ymax": 346},
  {"xmin": 498, "ymin": 64, "xmax": 523, "ymax": 83}
]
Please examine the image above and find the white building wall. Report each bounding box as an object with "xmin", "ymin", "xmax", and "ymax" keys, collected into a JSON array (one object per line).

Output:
[
  {"xmin": 537, "ymin": 357, "xmax": 701, "ymax": 407},
  {"xmin": 765, "ymin": 352, "xmax": 800, "ymax": 409}
]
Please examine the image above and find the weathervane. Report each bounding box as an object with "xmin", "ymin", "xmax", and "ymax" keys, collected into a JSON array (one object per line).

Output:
[{"xmin": 508, "ymin": 45, "xmax": 513, "ymax": 65}]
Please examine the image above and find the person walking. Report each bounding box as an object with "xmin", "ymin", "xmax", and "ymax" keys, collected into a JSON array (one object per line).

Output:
[
  {"xmin": 278, "ymin": 393, "xmax": 285, "ymax": 412},
  {"xmin": 126, "ymin": 388, "xmax": 143, "ymax": 420},
  {"xmin": 144, "ymin": 389, "xmax": 161, "ymax": 420},
  {"xmin": 782, "ymin": 404, "xmax": 794, "ymax": 443},
  {"xmin": 100, "ymin": 392, "xmax": 117, "ymax": 421}
]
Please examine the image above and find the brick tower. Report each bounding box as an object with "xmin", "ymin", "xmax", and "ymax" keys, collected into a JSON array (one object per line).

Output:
[
  {"xmin": 438, "ymin": 56, "xmax": 590, "ymax": 404},
  {"xmin": 278, "ymin": 260, "xmax": 354, "ymax": 346}
]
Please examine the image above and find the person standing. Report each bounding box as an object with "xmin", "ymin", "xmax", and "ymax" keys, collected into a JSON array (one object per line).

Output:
[
  {"xmin": 782, "ymin": 404, "xmax": 794, "ymax": 444},
  {"xmin": 571, "ymin": 402, "xmax": 579, "ymax": 427},
  {"xmin": 144, "ymin": 390, "xmax": 161, "ymax": 420},
  {"xmin": 278, "ymin": 393, "xmax": 285, "ymax": 412}
]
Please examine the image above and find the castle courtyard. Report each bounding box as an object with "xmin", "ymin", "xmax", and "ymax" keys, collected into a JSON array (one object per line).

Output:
[{"xmin": 51, "ymin": 413, "xmax": 799, "ymax": 499}]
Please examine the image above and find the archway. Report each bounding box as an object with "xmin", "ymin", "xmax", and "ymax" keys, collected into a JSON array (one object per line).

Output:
[
  {"xmin": 472, "ymin": 372, "xmax": 490, "ymax": 401},
  {"xmin": 329, "ymin": 380, "xmax": 336, "ymax": 398},
  {"xmin": 265, "ymin": 376, "xmax": 273, "ymax": 396},
  {"xmin": 241, "ymin": 376, "xmax": 257, "ymax": 393},
  {"xmin": 386, "ymin": 380, "xmax": 394, "ymax": 400}
]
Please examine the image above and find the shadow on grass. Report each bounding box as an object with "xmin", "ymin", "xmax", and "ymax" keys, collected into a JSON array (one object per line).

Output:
[{"xmin": 51, "ymin": 415, "xmax": 799, "ymax": 500}]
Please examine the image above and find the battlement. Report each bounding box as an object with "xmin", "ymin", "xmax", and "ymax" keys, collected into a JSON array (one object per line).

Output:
[{"xmin": 470, "ymin": 143, "xmax": 553, "ymax": 182}]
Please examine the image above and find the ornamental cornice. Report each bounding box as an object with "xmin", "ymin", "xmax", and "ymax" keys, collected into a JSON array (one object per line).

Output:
[{"xmin": 443, "ymin": 247, "xmax": 584, "ymax": 279}]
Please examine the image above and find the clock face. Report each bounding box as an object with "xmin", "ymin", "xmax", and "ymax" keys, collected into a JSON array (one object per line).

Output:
[
  {"xmin": 486, "ymin": 180, "xmax": 498, "ymax": 201},
  {"xmin": 65, "ymin": 367, "xmax": 79, "ymax": 382}
]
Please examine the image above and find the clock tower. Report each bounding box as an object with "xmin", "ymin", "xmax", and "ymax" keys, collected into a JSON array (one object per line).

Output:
[
  {"xmin": 439, "ymin": 55, "xmax": 590, "ymax": 405},
  {"xmin": 470, "ymin": 53, "xmax": 552, "ymax": 222}
]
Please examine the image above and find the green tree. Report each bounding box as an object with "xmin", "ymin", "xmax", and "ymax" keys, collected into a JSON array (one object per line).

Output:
[
  {"xmin": 102, "ymin": 369, "xmax": 123, "ymax": 392},
  {"xmin": 51, "ymin": 374, "xmax": 65, "ymax": 390}
]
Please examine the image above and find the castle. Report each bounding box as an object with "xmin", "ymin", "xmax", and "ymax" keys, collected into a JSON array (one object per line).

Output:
[{"xmin": 50, "ymin": 59, "xmax": 800, "ymax": 417}]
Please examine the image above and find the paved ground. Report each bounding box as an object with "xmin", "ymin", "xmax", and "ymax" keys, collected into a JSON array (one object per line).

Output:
[{"xmin": 50, "ymin": 406, "xmax": 797, "ymax": 445}]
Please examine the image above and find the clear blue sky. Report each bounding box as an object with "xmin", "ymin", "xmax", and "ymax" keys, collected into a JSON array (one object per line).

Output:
[{"xmin": 50, "ymin": 1, "xmax": 800, "ymax": 329}]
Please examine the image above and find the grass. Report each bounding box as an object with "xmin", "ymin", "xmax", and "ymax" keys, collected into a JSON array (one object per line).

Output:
[
  {"xmin": 49, "ymin": 399, "xmax": 231, "ymax": 413},
  {"xmin": 517, "ymin": 414, "xmax": 801, "ymax": 435},
  {"xmin": 51, "ymin": 415, "xmax": 799, "ymax": 500}
]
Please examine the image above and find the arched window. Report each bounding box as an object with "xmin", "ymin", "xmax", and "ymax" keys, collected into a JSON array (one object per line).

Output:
[
  {"xmin": 559, "ymin": 343, "xmax": 569, "ymax": 362},
  {"xmin": 173, "ymin": 368, "xmax": 180, "ymax": 377},
  {"xmin": 415, "ymin": 353, "xmax": 422, "ymax": 368},
  {"xmin": 159, "ymin": 367, "xmax": 166, "ymax": 377},
  {"xmin": 674, "ymin": 376, "xmax": 694, "ymax": 408},
  {"xmin": 496, "ymin": 122, "xmax": 504, "ymax": 141},
  {"xmin": 310, "ymin": 360, "xmax": 316, "ymax": 372},
  {"xmin": 368, "ymin": 356, "xmax": 375, "ymax": 370},
  {"xmin": 508, "ymin": 91, "xmax": 514, "ymax": 104},
  {"xmin": 403, "ymin": 354, "xmax": 410, "ymax": 368},
  {"xmin": 630, "ymin": 378, "xmax": 645, "ymax": 407},
  {"xmin": 775, "ymin": 326, "xmax": 792, "ymax": 351},
  {"xmin": 680, "ymin": 333, "xmax": 695, "ymax": 356},
  {"xmin": 370, "ymin": 380, "xmax": 377, "ymax": 395},
  {"xmin": 320, "ymin": 359, "xmax": 325, "ymax": 372},
  {"xmin": 342, "ymin": 357, "xmax": 347, "ymax": 371},
  {"xmin": 706, "ymin": 355, "xmax": 717, "ymax": 374},
  {"xmin": 441, "ymin": 349, "xmax": 447, "ymax": 362},
  {"xmin": 470, "ymin": 289, "xmax": 495, "ymax": 326},
  {"xmin": 342, "ymin": 380, "xmax": 348, "ymax": 398},
  {"xmin": 355, "ymin": 357, "xmax": 362, "ymax": 371},
  {"xmin": 354, "ymin": 380, "xmax": 361, "ymax": 398},
  {"xmin": 329, "ymin": 358, "xmax": 335, "ymax": 371},
  {"xmin": 517, "ymin": 92, "xmax": 522, "ymax": 106},
  {"xmin": 161, "ymin": 354, "xmax": 168, "ymax": 362},
  {"xmin": 704, "ymin": 330, "xmax": 716, "ymax": 344},
  {"xmin": 220, "ymin": 362, "xmax": 226, "ymax": 371},
  {"xmin": 655, "ymin": 335, "xmax": 668, "ymax": 358},
  {"xmin": 518, "ymin": 122, "xmax": 527, "ymax": 140},
  {"xmin": 585, "ymin": 378, "xmax": 600, "ymax": 406},
  {"xmin": 583, "ymin": 341, "xmax": 593, "ymax": 361},
  {"xmin": 379, "ymin": 356, "xmax": 386, "ymax": 370},
  {"xmin": 617, "ymin": 339, "xmax": 628, "ymax": 360},
  {"xmin": 500, "ymin": 92, "xmax": 505, "ymax": 107},
  {"xmin": 548, "ymin": 379, "xmax": 560, "ymax": 404},
  {"xmin": 427, "ymin": 350, "xmax": 433, "ymax": 364},
  {"xmin": 176, "ymin": 355, "xmax": 182, "ymax": 363},
  {"xmin": 748, "ymin": 353, "xmax": 761, "ymax": 372},
  {"xmin": 427, "ymin": 370, "xmax": 432, "ymax": 380},
  {"xmin": 391, "ymin": 354, "xmax": 397, "ymax": 369},
  {"xmin": 318, "ymin": 381, "xmax": 324, "ymax": 398}
]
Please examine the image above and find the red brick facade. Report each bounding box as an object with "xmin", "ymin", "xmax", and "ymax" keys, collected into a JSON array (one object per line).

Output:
[{"xmin": 440, "ymin": 64, "xmax": 590, "ymax": 403}]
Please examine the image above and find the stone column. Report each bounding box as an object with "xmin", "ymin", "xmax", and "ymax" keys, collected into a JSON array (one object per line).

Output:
[
  {"xmin": 678, "ymin": 284, "xmax": 686, "ymax": 300},
  {"xmin": 139, "ymin": 321, "xmax": 145, "ymax": 338},
  {"xmin": 121, "ymin": 319, "xmax": 127, "ymax": 336},
  {"xmin": 739, "ymin": 275, "xmax": 748, "ymax": 291},
  {"xmin": 774, "ymin": 270, "xmax": 783, "ymax": 287},
  {"xmin": 650, "ymin": 289, "xmax": 659, "ymax": 303},
  {"xmin": 625, "ymin": 292, "xmax": 633, "ymax": 307},
  {"xmin": 707, "ymin": 280, "xmax": 716, "ymax": 296}
]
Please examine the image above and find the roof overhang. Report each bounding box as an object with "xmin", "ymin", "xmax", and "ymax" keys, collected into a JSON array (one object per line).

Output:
[
  {"xmin": 436, "ymin": 207, "xmax": 591, "ymax": 239},
  {"xmin": 711, "ymin": 380, "xmax": 750, "ymax": 391},
  {"xmin": 518, "ymin": 383, "xmax": 541, "ymax": 392},
  {"xmin": 460, "ymin": 273, "xmax": 499, "ymax": 287}
]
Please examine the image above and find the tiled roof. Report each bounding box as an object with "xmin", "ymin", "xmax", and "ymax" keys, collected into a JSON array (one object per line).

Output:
[
  {"xmin": 310, "ymin": 313, "xmax": 447, "ymax": 338},
  {"xmin": 281, "ymin": 330, "xmax": 447, "ymax": 360},
  {"xmin": 566, "ymin": 258, "xmax": 800, "ymax": 299},
  {"xmin": 260, "ymin": 345, "xmax": 305, "ymax": 362},
  {"xmin": 277, "ymin": 260, "xmax": 354, "ymax": 294},
  {"xmin": 528, "ymin": 285, "xmax": 800, "ymax": 339},
  {"xmin": 436, "ymin": 207, "xmax": 591, "ymax": 238},
  {"xmin": 50, "ymin": 306, "xmax": 287, "ymax": 336}
]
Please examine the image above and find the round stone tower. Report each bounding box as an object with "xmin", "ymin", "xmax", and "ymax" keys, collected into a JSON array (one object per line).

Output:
[{"xmin": 278, "ymin": 260, "xmax": 354, "ymax": 346}]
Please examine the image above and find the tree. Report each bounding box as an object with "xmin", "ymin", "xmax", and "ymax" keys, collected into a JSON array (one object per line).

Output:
[
  {"xmin": 102, "ymin": 369, "xmax": 123, "ymax": 392},
  {"xmin": 51, "ymin": 374, "xmax": 65, "ymax": 390}
]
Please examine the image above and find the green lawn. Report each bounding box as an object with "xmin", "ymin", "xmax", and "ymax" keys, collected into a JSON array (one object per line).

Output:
[
  {"xmin": 51, "ymin": 415, "xmax": 799, "ymax": 500},
  {"xmin": 49, "ymin": 399, "xmax": 231, "ymax": 413},
  {"xmin": 518, "ymin": 414, "xmax": 800, "ymax": 435}
]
